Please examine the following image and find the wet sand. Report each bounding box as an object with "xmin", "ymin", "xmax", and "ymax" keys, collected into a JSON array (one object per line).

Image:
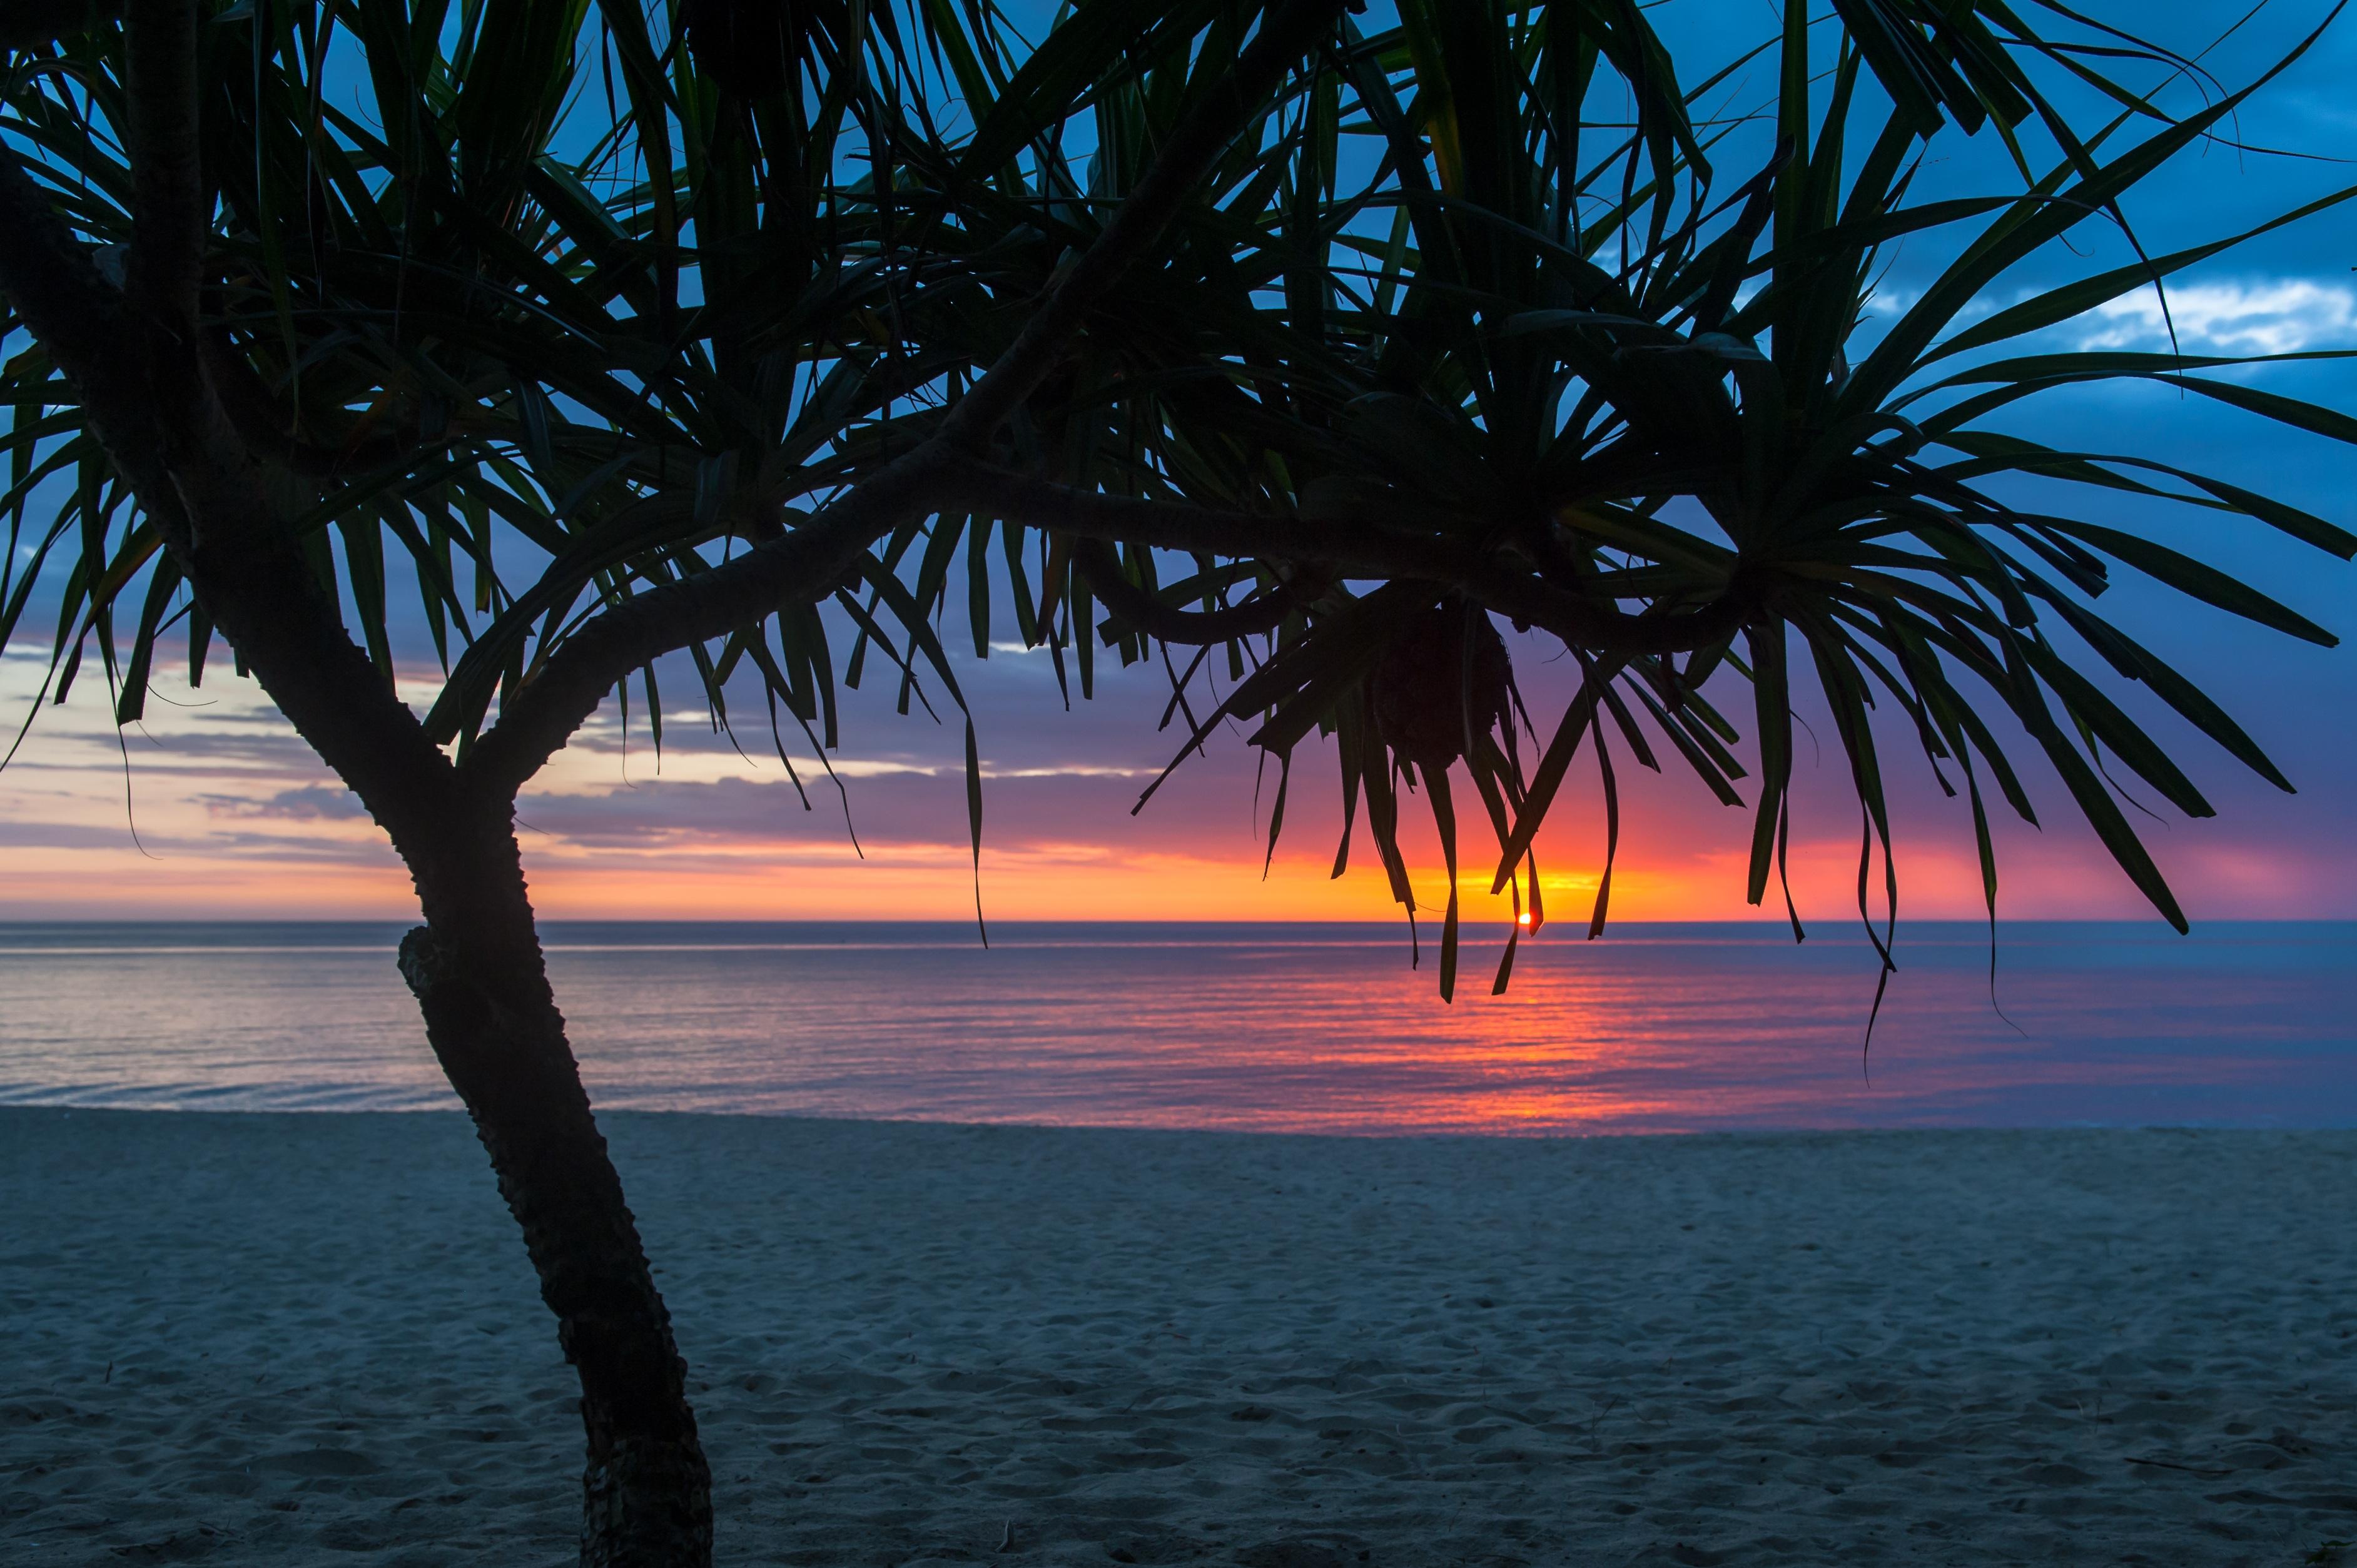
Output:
[{"xmin": 3, "ymin": 1109, "xmax": 2352, "ymax": 1565}]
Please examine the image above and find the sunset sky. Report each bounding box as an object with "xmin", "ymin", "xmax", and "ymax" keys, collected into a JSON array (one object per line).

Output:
[{"xmin": 3, "ymin": 1, "xmax": 2354, "ymax": 928}]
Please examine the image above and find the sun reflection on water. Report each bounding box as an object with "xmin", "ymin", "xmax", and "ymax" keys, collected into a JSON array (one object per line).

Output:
[{"xmin": 0, "ymin": 921, "xmax": 2348, "ymax": 1130}]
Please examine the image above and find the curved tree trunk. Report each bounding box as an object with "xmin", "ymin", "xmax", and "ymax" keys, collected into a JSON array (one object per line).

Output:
[{"xmin": 398, "ymin": 824, "xmax": 713, "ymax": 1568}]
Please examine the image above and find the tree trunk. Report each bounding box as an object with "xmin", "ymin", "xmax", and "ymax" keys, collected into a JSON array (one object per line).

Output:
[{"xmin": 397, "ymin": 827, "xmax": 712, "ymax": 1568}]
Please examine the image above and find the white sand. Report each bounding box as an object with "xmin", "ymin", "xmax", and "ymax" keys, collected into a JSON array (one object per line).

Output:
[{"xmin": 2, "ymin": 1110, "xmax": 2352, "ymax": 1566}]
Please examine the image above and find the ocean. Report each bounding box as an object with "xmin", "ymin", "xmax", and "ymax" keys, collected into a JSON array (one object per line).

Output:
[{"xmin": 0, "ymin": 920, "xmax": 2349, "ymax": 1133}]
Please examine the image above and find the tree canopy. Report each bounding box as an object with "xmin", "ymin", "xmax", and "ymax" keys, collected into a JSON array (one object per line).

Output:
[{"xmin": 3, "ymin": 1, "xmax": 2349, "ymax": 984}]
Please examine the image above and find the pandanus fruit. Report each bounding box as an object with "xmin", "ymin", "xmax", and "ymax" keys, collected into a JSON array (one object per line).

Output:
[{"xmin": 1370, "ymin": 599, "xmax": 1513, "ymax": 773}]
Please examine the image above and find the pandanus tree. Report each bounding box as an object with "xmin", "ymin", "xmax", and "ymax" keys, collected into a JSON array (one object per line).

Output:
[{"xmin": 3, "ymin": 1, "xmax": 2351, "ymax": 1562}]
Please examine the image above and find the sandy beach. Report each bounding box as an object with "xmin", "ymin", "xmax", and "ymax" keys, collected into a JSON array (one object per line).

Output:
[{"xmin": 3, "ymin": 1110, "xmax": 2351, "ymax": 1565}]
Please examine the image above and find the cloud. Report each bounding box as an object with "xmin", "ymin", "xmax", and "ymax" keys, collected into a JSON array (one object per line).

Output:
[
  {"xmin": 192, "ymin": 827, "xmax": 403, "ymax": 862},
  {"xmin": 2074, "ymin": 278, "xmax": 2357, "ymax": 355},
  {"xmin": 515, "ymin": 759, "xmax": 1287, "ymax": 856},
  {"xmin": 201, "ymin": 784, "xmax": 368, "ymax": 821},
  {"xmin": 0, "ymin": 819, "xmax": 178, "ymax": 850}
]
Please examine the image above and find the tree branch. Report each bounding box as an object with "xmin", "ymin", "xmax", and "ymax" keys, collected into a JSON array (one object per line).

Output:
[
  {"xmin": 460, "ymin": 0, "xmax": 1353, "ymax": 799},
  {"xmin": 1072, "ymin": 536, "xmax": 1299, "ymax": 645},
  {"xmin": 201, "ymin": 323, "xmax": 420, "ymax": 475},
  {"xmin": 0, "ymin": 128, "xmax": 467, "ymax": 865},
  {"xmin": 456, "ymin": 447, "xmax": 966, "ymax": 799},
  {"xmin": 0, "ymin": 0, "xmax": 121, "ymax": 51},
  {"xmin": 123, "ymin": 0, "xmax": 202, "ymax": 325},
  {"xmin": 933, "ymin": 0, "xmax": 1349, "ymax": 454},
  {"xmin": 957, "ymin": 465, "xmax": 1758, "ymax": 658},
  {"xmin": 0, "ymin": 156, "xmax": 143, "ymax": 412}
]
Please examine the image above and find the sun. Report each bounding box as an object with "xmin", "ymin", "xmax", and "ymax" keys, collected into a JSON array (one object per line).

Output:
[{"xmin": 1516, "ymin": 911, "xmax": 1533, "ymax": 927}]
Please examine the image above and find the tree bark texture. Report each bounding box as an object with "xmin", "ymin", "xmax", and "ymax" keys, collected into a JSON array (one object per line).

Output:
[{"xmin": 399, "ymin": 829, "xmax": 714, "ymax": 1568}]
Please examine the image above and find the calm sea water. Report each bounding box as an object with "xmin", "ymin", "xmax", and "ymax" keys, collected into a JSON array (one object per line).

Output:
[{"xmin": 0, "ymin": 921, "xmax": 2349, "ymax": 1133}]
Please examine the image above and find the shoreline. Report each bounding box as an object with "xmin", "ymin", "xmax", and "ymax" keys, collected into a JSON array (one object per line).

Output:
[
  {"xmin": 6, "ymin": 1110, "xmax": 2353, "ymax": 1565},
  {"xmin": 7, "ymin": 1101, "xmax": 2354, "ymax": 1135}
]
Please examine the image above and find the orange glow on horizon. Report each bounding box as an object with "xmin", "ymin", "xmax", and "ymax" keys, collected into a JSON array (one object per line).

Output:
[{"xmin": 0, "ymin": 828, "xmax": 2264, "ymax": 924}]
